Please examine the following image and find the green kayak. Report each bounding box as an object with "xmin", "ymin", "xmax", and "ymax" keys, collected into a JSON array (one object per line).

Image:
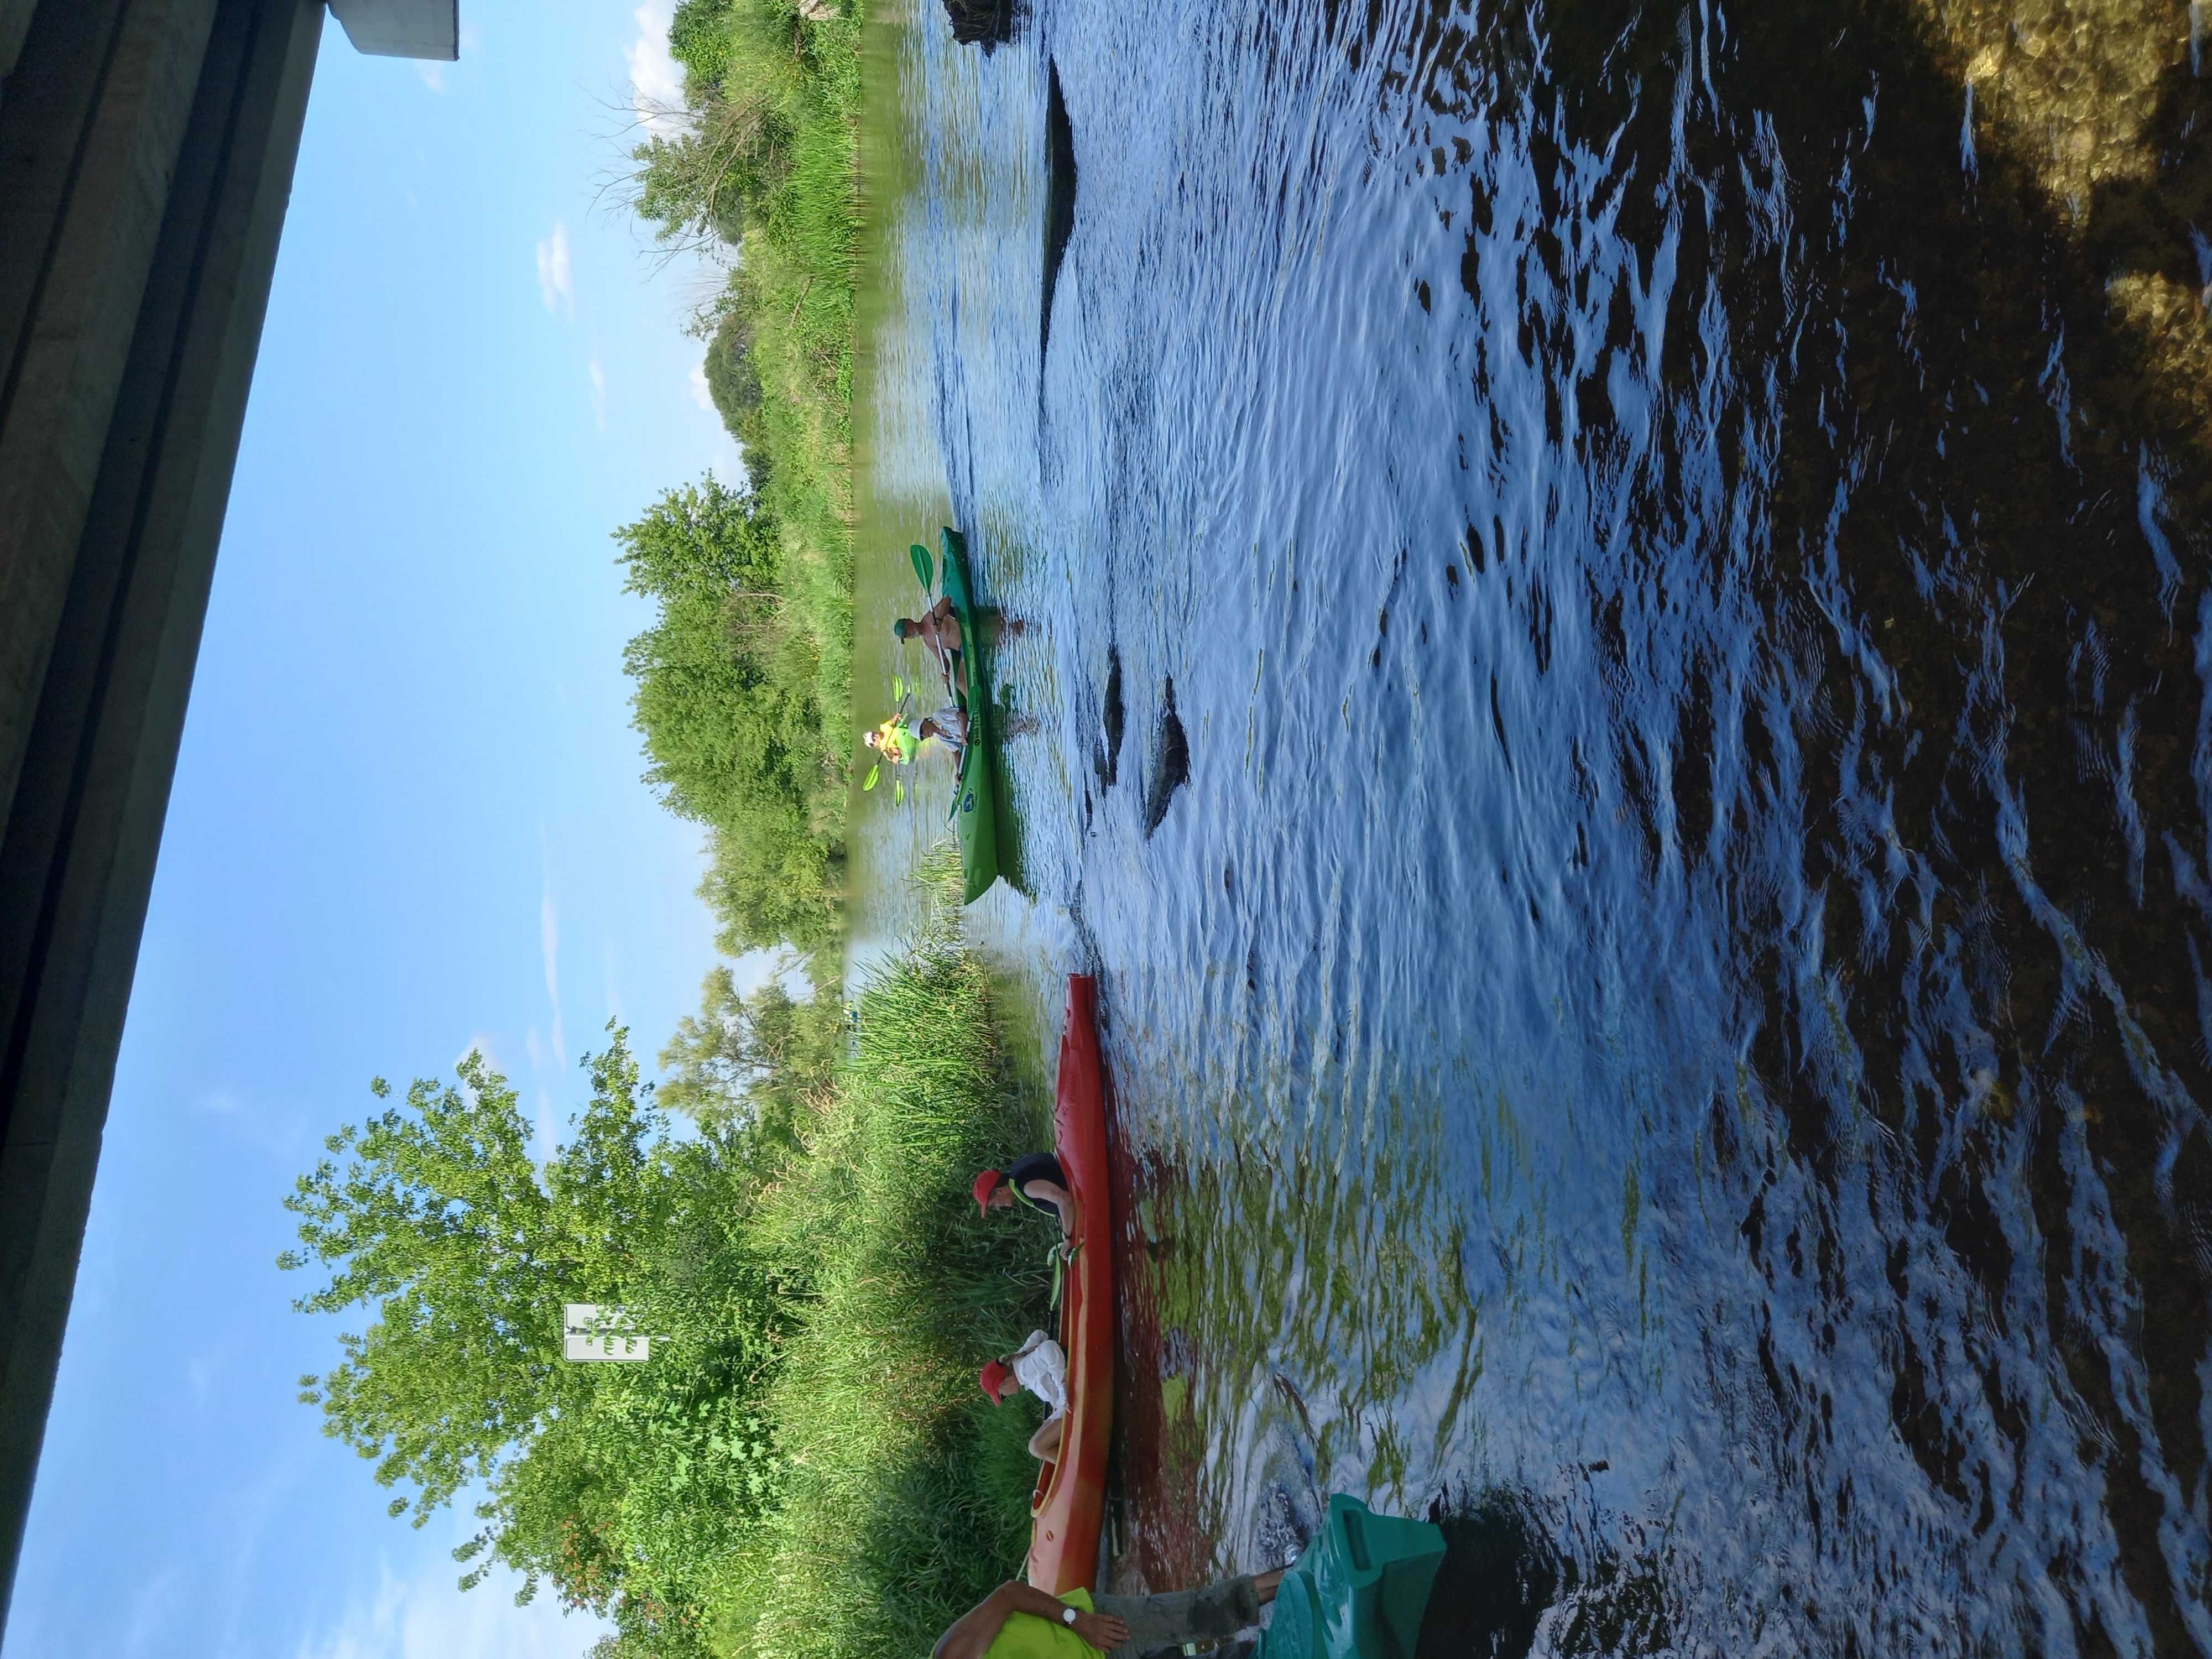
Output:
[{"xmin": 921, "ymin": 526, "xmax": 1000, "ymax": 903}]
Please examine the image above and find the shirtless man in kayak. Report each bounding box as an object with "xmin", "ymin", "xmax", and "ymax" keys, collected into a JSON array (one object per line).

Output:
[
  {"xmin": 895, "ymin": 603, "xmax": 969, "ymax": 701},
  {"xmin": 973, "ymin": 1154, "xmax": 1073, "ymax": 1234},
  {"xmin": 896, "ymin": 603, "xmax": 1027, "ymax": 700},
  {"xmin": 930, "ymin": 1567, "xmax": 1286, "ymax": 1659}
]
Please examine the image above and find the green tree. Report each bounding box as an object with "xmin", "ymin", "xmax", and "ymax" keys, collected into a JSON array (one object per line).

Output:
[
  {"xmin": 702, "ymin": 309, "xmax": 767, "ymax": 479},
  {"xmin": 616, "ymin": 476, "xmax": 842, "ymax": 952},
  {"xmin": 279, "ymin": 1043, "xmax": 661, "ymax": 1519},
  {"xmin": 667, "ymin": 0, "xmax": 737, "ymax": 90},
  {"xmin": 281, "ymin": 1030, "xmax": 790, "ymax": 1630},
  {"xmin": 614, "ymin": 471, "xmax": 779, "ymax": 612},
  {"xmin": 628, "ymin": 1, "xmax": 814, "ymax": 258},
  {"xmin": 658, "ymin": 962, "xmax": 842, "ymax": 1151},
  {"xmin": 465, "ymin": 1126, "xmax": 790, "ymax": 1640}
]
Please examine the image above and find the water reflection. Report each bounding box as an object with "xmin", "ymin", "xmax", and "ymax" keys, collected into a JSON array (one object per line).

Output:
[{"xmin": 853, "ymin": 0, "xmax": 2212, "ymax": 1650}]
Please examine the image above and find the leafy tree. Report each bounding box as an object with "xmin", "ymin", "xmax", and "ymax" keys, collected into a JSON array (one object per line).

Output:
[
  {"xmin": 616, "ymin": 476, "xmax": 842, "ymax": 952},
  {"xmin": 281, "ymin": 1030, "xmax": 792, "ymax": 1629},
  {"xmin": 614, "ymin": 471, "xmax": 779, "ymax": 610},
  {"xmin": 702, "ymin": 309, "xmax": 767, "ymax": 483},
  {"xmin": 698, "ymin": 820, "xmax": 840, "ymax": 954},
  {"xmin": 628, "ymin": 1, "xmax": 815, "ymax": 258},
  {"xmin": 667, "ymin": 0, "xmax": 737, "ymax": 90},
  {"xmin": 658, "ymin": 962, "xmax": 842, "ymax": 1152},
  {"xmin": 279, "ymin": 1043, "xmax": 662, "ymax": 1518}
]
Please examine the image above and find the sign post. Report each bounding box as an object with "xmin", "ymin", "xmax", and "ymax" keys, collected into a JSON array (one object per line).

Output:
[{"xmin": 562, "ymin": 1303, "xmax": 650, "ymax": 1363}]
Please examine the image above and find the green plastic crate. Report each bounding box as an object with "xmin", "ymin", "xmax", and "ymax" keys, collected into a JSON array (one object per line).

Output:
[{"xmin": 1254, "ymin": 1495, "xmax": 1446, "ymax": 1659}]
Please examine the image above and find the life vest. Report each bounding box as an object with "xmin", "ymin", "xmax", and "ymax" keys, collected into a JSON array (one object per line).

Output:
[{"xmin": 875, "ymin": 717, "xmax": 922, "ymax": 765}]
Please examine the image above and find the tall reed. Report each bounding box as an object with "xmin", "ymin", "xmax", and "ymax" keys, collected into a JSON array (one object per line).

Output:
[{"xmin": 710, "ymin": 859, "xmax": 1055, "ymax": 1657}]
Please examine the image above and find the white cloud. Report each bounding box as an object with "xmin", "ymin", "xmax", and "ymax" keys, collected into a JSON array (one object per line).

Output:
[
  {"xmin": 524, "ymin": 1025, "xmax": 557, "ymax": 1162},
  {"xmin": 588, "ymin": 358, "xmax": 607, "ymax": 431},
  {"xmin": 540, "ymin": 871, "xmax": 565, "ymax": 1075},
  {"xmin": 688, "ymin": 359, "xmax": 714, "ymax": 412},
  {"xmin": 195, "ymin": 1087, "xmax": 243, "ymax": 1118},
  {"xmin": 625, "ymin": 3, "xmax": 687, "ymax": 137},
  {"xmin": 186, "ymin": 1346, "xmax": 226, "ymax": 1407},
  {"xmin": 415, "ymin": 61, "xmax": 447, "ymax": 93},
  {"xmin": 190, "ymin": 1084, "xmax": 306, "ymax": 1161},
  {"xmin": 119, "ymin": 1566, "xmax": 183, "ymax": 1659},
  {"xmin": 294, "ymin": 1550, "xmax": 606, "ymax": 1659},
  {"xmin": 535, "ymin": 222, "xmax": 573, "ymax": 317}
]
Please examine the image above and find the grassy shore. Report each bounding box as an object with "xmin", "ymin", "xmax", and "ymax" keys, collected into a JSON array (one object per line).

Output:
[
  {"xmin": 701, "ymin": 0, "xmax": 862, "ymax": 753},
  {"xmin": 625, "ymin": 13, "xmax": 1061, "ymax": 1652},
  {"xmin": 701, "ymin": 869, "xmax": 1054, "ymax": 1657},
  {"xmin": 628, "ymin": 0, "xmax": 867, "ymax": 953}
]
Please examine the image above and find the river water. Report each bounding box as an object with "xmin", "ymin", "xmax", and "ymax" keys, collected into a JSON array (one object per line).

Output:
[{"xmin": 847, "ymin": 0, "xmax": 2212, "ymax": 1651}]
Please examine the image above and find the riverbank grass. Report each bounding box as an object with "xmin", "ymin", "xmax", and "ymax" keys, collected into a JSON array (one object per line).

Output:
[
  {"xmin": 706, "ymin": 890, "xmax": 1054, "ymax": 1658},
  {"xmin": 625, "ymin": 0, "xmax": 867, "ymax": 956}
]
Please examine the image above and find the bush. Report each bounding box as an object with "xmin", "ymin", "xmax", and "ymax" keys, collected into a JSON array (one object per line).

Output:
[{"xmin": 615, "ymin": 476, "xmax": 843, "ymax": 953}]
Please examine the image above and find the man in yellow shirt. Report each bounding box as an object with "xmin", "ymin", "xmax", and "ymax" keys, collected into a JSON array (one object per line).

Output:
[{"xmin": 930, "ymin": 1567, "xmax": 1286, "ymax": 1659}]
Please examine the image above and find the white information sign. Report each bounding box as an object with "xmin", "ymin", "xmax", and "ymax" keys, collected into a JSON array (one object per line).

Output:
[{"xmin": 562, "ymin": 1302, "xmax": 650, "ymax": 1363}]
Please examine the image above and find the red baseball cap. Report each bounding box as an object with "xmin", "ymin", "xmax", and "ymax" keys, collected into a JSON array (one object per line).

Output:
[
  {"xmin": 978, "ymin": 1360, "xmax": 1013, "ymax": 1404},
  {"xmin": 972, "ymin": 1169, "xmax": 1004, "ymax": 1213}
]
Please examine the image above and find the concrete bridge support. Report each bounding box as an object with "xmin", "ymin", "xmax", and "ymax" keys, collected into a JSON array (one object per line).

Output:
[{"xmin": 0, "ymin": 0, "xmax": 453, "ymax": 1628}]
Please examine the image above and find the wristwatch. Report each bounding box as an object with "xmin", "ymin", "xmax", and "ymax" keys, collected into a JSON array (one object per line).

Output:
[{"xmin": 1061, "ymin": 1606, "xmax": 1080, "ymax": 1626}]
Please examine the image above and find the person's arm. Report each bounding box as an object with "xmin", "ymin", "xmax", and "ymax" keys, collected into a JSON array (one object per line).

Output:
[
  {"xmin": 926, "ymin": 631, "xmax": 958, "ymax": 684},
  {"xmin": 1019, "ymin": 1178, "xmax": 1076, "ymax": 1235},
  {"xmin": 931, "ymin": 1583, "xmax": 1129, "ymax": 1659}
]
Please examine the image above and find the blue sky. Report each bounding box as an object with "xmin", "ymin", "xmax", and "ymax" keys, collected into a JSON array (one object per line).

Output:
[{"xmin": 6, "ymin": 8, "xmax": 739, "ymax": 1655}]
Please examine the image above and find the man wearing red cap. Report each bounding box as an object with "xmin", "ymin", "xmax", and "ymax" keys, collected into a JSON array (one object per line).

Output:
[
  {"xmin": 930, "ymin": 1567, "xmax": 1287, "ymax": 1659},
  {"xmin": 972, "ymin": 1152, "xmax": 1073, "ymax": 1234}
]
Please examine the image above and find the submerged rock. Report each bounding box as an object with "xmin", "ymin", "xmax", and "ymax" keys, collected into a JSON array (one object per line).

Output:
[{"xmin": 941, "ymin": 0, "xmax": 1013, "ymax": 48}]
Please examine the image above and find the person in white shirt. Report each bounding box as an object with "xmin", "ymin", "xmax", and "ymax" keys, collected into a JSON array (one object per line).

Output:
[{"xmin": 978, "ymin": 1328, "xmax": 1068, "ymax": 1462}]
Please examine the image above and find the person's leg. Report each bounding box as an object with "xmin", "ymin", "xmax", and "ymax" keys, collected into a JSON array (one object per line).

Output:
[
  {"xmin": 1091, "ymin": 1573, "xmax": 1274, "ymax": 1659},
  {"xmin": 1028, "ymin": 1415, "xmax": 1063, "ymax": 1462}
]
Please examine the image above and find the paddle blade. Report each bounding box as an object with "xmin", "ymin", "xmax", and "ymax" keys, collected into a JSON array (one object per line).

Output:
[
  {"xmin": 891, "ymin": 674, "xmax": 906, "ymax": 700},
  {"xmin": 909, "ymin": 543, "xmax": 934, "ymax": 591},
  {"xmin": 894, "ymin": 780, "xmax": 905, "ymax": 805},
  {"xmin": 863, "ymin": 764, "xmax": 880, "ymax": 792}
]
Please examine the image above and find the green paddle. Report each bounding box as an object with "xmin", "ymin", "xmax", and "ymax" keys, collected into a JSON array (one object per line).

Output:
[{"xmin": 909, "ymin": 542, "xmax": 934, "ymax": 592}]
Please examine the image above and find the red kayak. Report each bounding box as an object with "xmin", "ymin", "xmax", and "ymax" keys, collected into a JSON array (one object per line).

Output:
[{"xmin": 1026, "ymin": 975, "xmax": 1114, "ymax": 1593}]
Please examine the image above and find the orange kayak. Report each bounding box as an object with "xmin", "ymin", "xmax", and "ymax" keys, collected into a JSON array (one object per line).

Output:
[{"xmin": 1026, "ymin": 974, "xmax": 1114, "ymax": 1592}]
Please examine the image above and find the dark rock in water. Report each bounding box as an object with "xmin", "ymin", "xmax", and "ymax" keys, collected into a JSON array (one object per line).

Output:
[
  {"xmin": 942, "ymin": 0, "xmax": 1012, "ymax": 48},
  {"xmin": 1042, "ymin": 61, "xmax": 1078, "ymax": 360},
  {"xmin": 1096, "ymin": 645, "xmax": 1124, "ymax": 789},
  {"xmin": 1144, "ymin": 678, "xmax": 1189, "ymax": 837}
]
